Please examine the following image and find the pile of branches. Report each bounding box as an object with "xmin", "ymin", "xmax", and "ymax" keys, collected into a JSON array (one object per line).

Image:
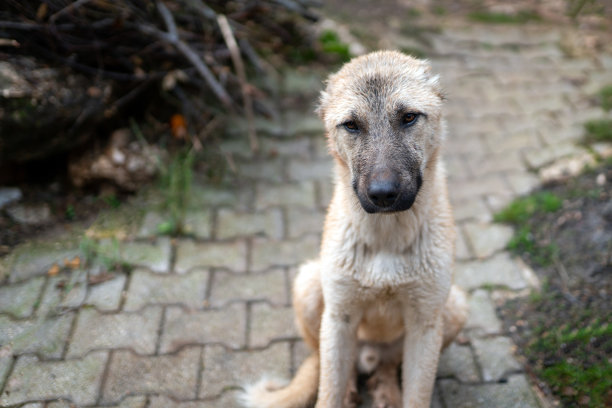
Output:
[{"xmin": 0, "ymin": 0, "xmax": 319, "ymax": 151}]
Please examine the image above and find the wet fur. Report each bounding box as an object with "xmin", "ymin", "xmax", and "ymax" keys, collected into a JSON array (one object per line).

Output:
[{"xmin": 240, "ymin": 51, "xmax": 468, "ymax": 408}]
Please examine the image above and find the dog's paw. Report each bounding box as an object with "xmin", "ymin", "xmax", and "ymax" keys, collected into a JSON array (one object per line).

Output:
[
  {"xmin": 237, "ymin": 377, "xmax": 288, "ymax": 408},
  {"xmin": 358, "ymin": 344, "xmax": 381, "ymax": 374}
]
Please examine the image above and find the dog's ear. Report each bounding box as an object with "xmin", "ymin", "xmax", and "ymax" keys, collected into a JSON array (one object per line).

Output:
[
  {"xmin": 419, "ymin": 61, "xmax": 446, "ymax": 101},
  {"xmin": 316, "ymin": 89, "xmax": 329, "ymax": 119}
]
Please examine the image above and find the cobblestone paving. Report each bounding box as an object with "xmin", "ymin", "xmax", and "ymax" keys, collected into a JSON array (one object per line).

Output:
[{"xmin": 1, "ymin": 20, "xmax": 612, "ymax": 408}]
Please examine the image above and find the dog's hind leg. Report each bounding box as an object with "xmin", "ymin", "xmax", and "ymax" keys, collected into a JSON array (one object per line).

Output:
[{"xmin": 239, "ymin": 260, "xmax": 323, "ymax": 408}]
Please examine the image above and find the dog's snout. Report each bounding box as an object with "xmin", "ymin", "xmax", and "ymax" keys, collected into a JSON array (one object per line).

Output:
[{"xmin": 367, "ymin": 171, "xmax": 399, "ymax": 208}]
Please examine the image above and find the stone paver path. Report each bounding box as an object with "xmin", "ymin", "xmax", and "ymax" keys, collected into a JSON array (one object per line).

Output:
[{"xmin": 2, "ymin": 16, "xmax": 612, "ymax": 408}]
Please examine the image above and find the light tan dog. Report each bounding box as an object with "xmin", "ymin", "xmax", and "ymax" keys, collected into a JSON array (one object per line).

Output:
[{"xmin": 241, "ymin": 50, "xmax": 468, "ymax": 408}]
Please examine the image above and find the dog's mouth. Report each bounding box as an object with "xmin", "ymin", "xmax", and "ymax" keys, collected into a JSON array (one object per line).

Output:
[{"xmin": 354, "ymin": 173, "xmax": 423, "ymax": 214}]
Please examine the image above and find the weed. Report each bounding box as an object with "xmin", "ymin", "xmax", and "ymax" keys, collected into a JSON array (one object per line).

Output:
[
  {"xmin": 598, "ymin": 85, "xmax": 612, "ymax": 111},
  {"xmin": 494, "ymin": 192, "xmax": 562, "ymax": 224},
  {"xmin": 157, "ymin": 148, "xmax": 195, "ymax": 236},
  {"xmin": 432, "ymin": 5, "xmax": 447, "ymax": 16},
  {"xmin": 65, "ymin": 205, "xmax": 75, "ymax": 221},
  {"xmin": 319, "ymin": 30, "xmax": 351, "ymax": 62},
  {"xmin": 103, "ymin": 194, "xmax": 122, "ymax": 209},
  {"xmin": 584, "ymin": 119, "xmax": 612, "ymax": 143},
  {"xmin": 468, "ymin": 10, "xmax": 541, "ymax": 24},
  {"xmin": 79, "ymin": 236, "xmax": 129, "ymax": 272}
]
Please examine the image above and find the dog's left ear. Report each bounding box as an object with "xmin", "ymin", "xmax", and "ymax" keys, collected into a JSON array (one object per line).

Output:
[{"xmin": 419, "ymin": 61, "xmax": 446, "ymax": 101}]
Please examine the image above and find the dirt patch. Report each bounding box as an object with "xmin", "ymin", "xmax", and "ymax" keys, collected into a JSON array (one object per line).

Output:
[{"xmin": 496, "ymin": 163, "xmax": 612, "ymax": 407}]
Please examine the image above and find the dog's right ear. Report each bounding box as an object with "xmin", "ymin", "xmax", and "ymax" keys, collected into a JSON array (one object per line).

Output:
[{"xmin": 315, "ymin": 90, "xmax": 329, "ymax": 119}]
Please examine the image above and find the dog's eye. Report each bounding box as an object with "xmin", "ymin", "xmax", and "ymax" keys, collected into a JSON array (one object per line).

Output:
[
  {"xmin": 343, "ymin": 121, "xmax": 359, "ymax": 133},
  {"xmin": 402, "ymin": 113, "xmax": 419, "ymax": 126}
]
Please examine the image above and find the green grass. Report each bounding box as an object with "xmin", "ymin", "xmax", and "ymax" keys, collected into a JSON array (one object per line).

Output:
[
  {"xmin": 584, "ymin": 119, "xmax": 612, "ymax": 143},
  {"xmin": 157, "ymin": 148, "xmax": 195, "ymax": 236},
  {"xmin": 528, "ymin": 319, "xmax": 612, "ymax": 407},
  {"xmin": 598, "ymin": 85, "xmax": 612, "ymax": 111},
  {"xmin": 319, "ymin": 30, "xmax": 351, "ymax": 62},
  {"xmin": 494, "ymin": 192, "xmax": 563, "ymax": 224},
  {"xmin": 468, "ymin": 10, "xmax": 541, "ymax": 24}
]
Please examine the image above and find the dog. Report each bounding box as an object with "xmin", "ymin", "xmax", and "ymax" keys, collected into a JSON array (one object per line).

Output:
[{"xmin": 240, "ymin": 50, "xmax": 468, "ymax": 408}]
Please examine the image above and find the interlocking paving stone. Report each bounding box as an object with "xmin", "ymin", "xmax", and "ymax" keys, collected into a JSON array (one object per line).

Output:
[
  {"xmin": 249, "ymin": 303, "xmax": 298, "ymax": 348},
  {"xmin": 455, "ymin": 253, "xmax": 528, "ymax": 291},
  {"xmin": 522, "ymin": 143, "xmax": 585, "ymax": 170},
  {"xmin": 85, "ymin": 274, "xmax": 126, "ymax": 311},
  {"xmin": 251, "ymin": 236, "xmax": 319, "ymax": 271},
  {"xmin": 455, "ymin": 227, "xmax": 473, "ymax": 261},
  {"xmin": 464, "ymin": 290, "xmax": 503, "ymax": 336},
  {"xmin": 0, "ymin": 351, "xmax": 108, "ymax": 406},
  {"xmin": 123, "ymin": 269, "xmax": 208, "ymax": 311},
  {"xmin": 437, "ymin": 343, "xmax": 480, "ymax": 383},
  {"xmin": 47, "ymin": 396, "xmax": 147, "ymax": 408},
  {"xmin": 287, "ymin": 158, "xmax": 334, "ymax": 181},
  {"xmin": 103, "ymin": 347, "xmax": 201, "ymax": 403},
  {"xmin": 160, "ymin": 304, "xmax": 246, "ymax": 352},
  {"xmin": 209, "ymin": 269, "xmax": 288, "ymax": 306},
  {"xmin": 255, "ymin": 182, "xmax": 317, "ymax": 210},
  {"xmin": 67, "ymin": 307, "xmax": 162, "ymax": 357},
  {"xmin": 0, "ymin": 353, "xmax": 12, "ymax": 392},
  {"xmin": 0, "ymin": 314, "xmax": 73, "ymax": 358},
  {"xmin": 472, "ymin": 337, "xmax": 522, "ymax": 382},
  {"xmin": 0, "ymin": 277, "xmax": 45, "ymax": 318},
  {"xmin": 119, "ymin": 238, "xmax": 172, "ymax": 273},
  {"xmin": 286, "ymin": 208, "xmax": 325, "ymax": 238},
  {"xmin": 506, "ymin": 172, "xmax": 540, "ymax": 196},
  {"xmin": 238, "ymin": 159, "xmax": 286, "ymax": 183},
  {"xmin": 260, "ymin": 136, "xmax": 311, "ymax": 158},
  {"xmin": 217, "ymin": 208, "xmax": 284, "ymax": 240},
  {"xmin": 452, "ymin": 198, "xmax": 492, "ymax": 223},
  {"xmin": 175, "ymin": 240, "xmax": 248, "ymax": 273},
  {"xmin": 183, "ymin": 211, "xmax": 213, "ymax": 239},
  {"xmin": 10, "ymin": 246, "xmax": 79, "ymax": 283},
  {"xmin": 200, "ymin": 343, "xmax": 291, "ymax": 399},
  {"xmin": 462, "ymin": 222, "xmax": 514, "ymax": 259},
  {"xmin": 439, "ymin": 374, "xmax": 539, "ymax": 408}
]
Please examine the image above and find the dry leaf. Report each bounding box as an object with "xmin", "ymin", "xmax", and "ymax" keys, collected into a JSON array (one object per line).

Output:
[
  {"xmin": 64, "ymin": 256, "xmax": 81, "ymax": 269},
  {"xmin": 170, "ymin": 114, "xmax": 187, "ymax": 139},
  {"xmin": 47, "ymin": 263, "xmax": 60, "ymax": 276}
]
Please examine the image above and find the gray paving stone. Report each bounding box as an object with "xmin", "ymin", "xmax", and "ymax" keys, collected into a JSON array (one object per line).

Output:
[
  {"xmin": 251, "ymin": 236, "xmax": 319, "ymax": 272},
  {"xmin": 0, "ymin": 353, "xmax": 12, "ymax": 392},
  {"xmin": 200, "ymin": 343, "xmax": 291, "ymax": 399},
  {"xmin": 0, "ymin": 277, "xmax": 45, "ymax": 318},
  {"xmin": 209, "ymin": 269, "xmax": 288, "ymax": 306},
  {"xmin": 452, "ymin": 199, "xmax": 492, "ymax": 223},
  {"xmin": 282, "ymin": 71, "xmax": 323, "ymax": 95},
  {"xmin": 0, "ymin": 351, "xmax": 107, "ymax": 406},
  {"xmin": 249, "ymin": 303, "xmax": 298, "ymax": 348},
  {"xmin": 191, "ymin": 185, "xmax": 239, "ymax": 208},
  {"xmin": 449, "ymin": 175, "xmax": 509, "ymax": 204},
  {"xmin": 150, "ymin": 393, "xmax": 241, "ymax": 408},
  {"xmin": 462, "ymin": 222, "xmax": 513, "ymax": 259},
  {"xmin": 0, "ymin": 314, "xmax": 73, "ymax": 358},
  {"xmin": 285, "ymin": 112, "xmax": 325, "ymax": 136},
  {"xmin": 160, "ymin": 304, "xmax": 246, "ymax": 352},
  {"xmin": 472, "ymin": 337, "xmax": 522, "ymax": 382},
  {"xmin": 175, "ymin": 240, "xmax": 248, "ymax": 273},
  {"xmin": 318, "ymin": 179, "xmax": 335, "ymax": 208},
  {"xmin": 255, "ymin": 182, "xmax": 317, "ymax": 210},
  {"xmin": 67, "ymin": 307, "xmax": 162, "ymax": 357},
  {"xmin": 455, "ymin": 253, "xmax": 528, "ymax": 291},
  {"xmin": 455, "ymin": 227, "xmax": 473, "ymax": 261},
  {"xmin": 91, "ymin": 396, "xmax": 147, "ymax": 408},
  {"xmin": 119, "ymin": 238, "xmax": 171, "ymax": 273},
  {"xmin": 10, "ymin": 245, "xmax": 79, "ymax": 283},
  {"xmin": 439, "ymin": 374, "xmax": 539, "ymax": 408},
  {"xmin": 437, "ymin": 343, "xmax": 480, "ymax": 383},
  {"xmin": 465, "ymin": 290, "xmax": 503, "ymax": 336},
  {"xmin": 85, "ymin": 274, "xmax": 126, "ymax": 311},
  {"xmin": 287, "ymin": 158, "xmax": 333, "ymax": 182},
  {"xmin": 183, "ymin": 210, "xmax": 213, "ymax": 239},
  {"xmin": 238, "ymin": 159, "xmax": 286, "ymax": 183},
  {"xmin": 260, "ymin": 136, "xmax": 312, "ymax": 158},
  {"xmin": 123, "ymin": 269, "xmax": 208, "ymax": 311},
  {"xmin": 103, "ymin": 347, "xmax": 200, "ymax": 403},
  {"xmin": 286, "ymin": 208, "xmax": 325, "ymax": 238},
  {"xmin": 484, "ymin": 131, "xmax": 541, "ymax": 155},
  {"xmin": 137, "ymin": 211, "xmax": 166, "ymax": 238},
  {"xmin": 506, "ymin": 172, "xmax": 540, "ymax": 196},
  {"xmin": 217, "ymin": 208, "xmax": 283, "ymax": 240},
  {"xmin": 522, "ymin": 143, "xmax": 585, "ymax": 170}
]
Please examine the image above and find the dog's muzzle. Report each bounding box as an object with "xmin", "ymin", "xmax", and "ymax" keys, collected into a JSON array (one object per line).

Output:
[{"xmin": 357, "ymin": 169, "xmax": 422, "ymax": 214}]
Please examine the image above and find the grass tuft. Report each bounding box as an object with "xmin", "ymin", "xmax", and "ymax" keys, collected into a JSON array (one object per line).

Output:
[
  {"xmin": 494, "ymin": 192, "xmax": 562, "ymax": 224},
  {"xmin": 584, "ymin": 119, "xmax": 612, "ymax": 143},
  {"xmin": 598, "ymin": 85, "xmax": 612, "ymax": 111},
  {"xmin": 319, "ymin": 30, "xmax": 351, "ymax": 62}
]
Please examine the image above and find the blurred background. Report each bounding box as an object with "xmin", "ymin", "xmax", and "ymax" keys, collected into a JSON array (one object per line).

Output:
[{"xmin": 0, "ymin": 1, "xmax": 611, "ymax": 407}]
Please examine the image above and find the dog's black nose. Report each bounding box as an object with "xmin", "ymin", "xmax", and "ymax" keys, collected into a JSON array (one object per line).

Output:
[{"xmin": 367, "ymin": 178, "xmax": 399, "ymax": 208}]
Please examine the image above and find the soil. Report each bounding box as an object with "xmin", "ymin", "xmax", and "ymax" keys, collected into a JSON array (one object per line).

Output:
[{"xmin": 496, "ymin": 163, "xmax": 612, "ymax": 408}]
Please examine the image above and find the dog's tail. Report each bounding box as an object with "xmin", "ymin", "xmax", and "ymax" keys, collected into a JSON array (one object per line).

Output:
[{"xmin": 238, "ymin": 352, "xmax": 319, "ymax": 408}]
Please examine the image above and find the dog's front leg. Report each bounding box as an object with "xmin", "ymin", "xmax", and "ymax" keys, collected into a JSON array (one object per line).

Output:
[
  {"xmin": 401, "ymin": 310, "xmax": 444, "ymax": 408},
  {"xmin": 316, "ymin": 302, "xmax": 362, "ymax": 408}
]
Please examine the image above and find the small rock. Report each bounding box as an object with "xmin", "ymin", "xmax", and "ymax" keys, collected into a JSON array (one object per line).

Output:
[
  {"xmin": 0, "ymin": 187, "xmax": 22, "ymax": 209},
  {"xmin": 6, "ymin": 203, "xmax": 51, "ymax": 225}
]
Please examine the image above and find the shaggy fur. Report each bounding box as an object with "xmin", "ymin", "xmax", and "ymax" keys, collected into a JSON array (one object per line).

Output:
[{"xmin": 240, "ymin": 50, "xmax": 468, "ymax": 408}]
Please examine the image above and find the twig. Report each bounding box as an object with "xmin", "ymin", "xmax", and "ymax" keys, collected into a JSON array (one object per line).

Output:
[
  {"xmin": 182, "ymin": 0, "xmax": 218, "ymax": 21},
  {"xmin": 135, "ymin": 2, "xmax": 233, "ymax": 108},
  {"xmin": 49, "ymin": 0, "xmax": 93, "ymax": 23},
  {"xmin": 156, "ymin": 0, "xmax": 178, "ymax": 41},
  {"xmin": 217, "ymin": 14, "xmax": 258, "ymax": 151}
]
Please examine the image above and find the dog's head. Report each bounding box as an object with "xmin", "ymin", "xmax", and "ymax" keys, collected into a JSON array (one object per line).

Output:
[{"xmin": 318, "ymin": 51, "xmax": 444, "ymax": 214}]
